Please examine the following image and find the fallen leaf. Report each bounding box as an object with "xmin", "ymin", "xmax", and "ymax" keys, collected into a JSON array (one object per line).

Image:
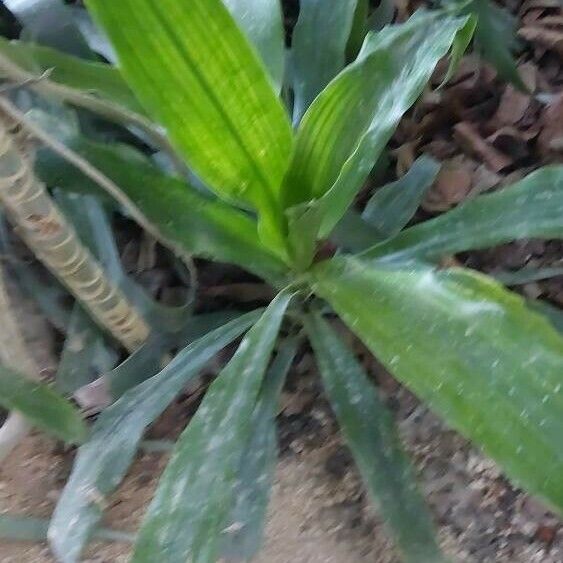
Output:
[
  {"xmin": 538, "ymin": 93, "xmax": 563, "ymax": 155},
  {"xmin": 454, "ymin": 122, "xmax": 512, "ymax": 172},
  {"xmin": 423, "ymin": 158, "xmax": 474, "ymax": 212},
  {"xmin": 487, "ymin": 126, "xmax": 530, "ymax": 163},
  {"xmin": 519, "ymin": 25, "xmax": 563, "ymax": 56}
]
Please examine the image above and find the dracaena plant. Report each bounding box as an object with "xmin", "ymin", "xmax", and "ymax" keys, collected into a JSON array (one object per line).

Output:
[{"xmin": 0, "ymin": 1, "xmax": 562, "ymax": 562}]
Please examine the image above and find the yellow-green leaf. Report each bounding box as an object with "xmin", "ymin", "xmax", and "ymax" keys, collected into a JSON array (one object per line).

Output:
[{"xmin": 85, "ymin": 0, "xmax": 294, "ymax": 255}]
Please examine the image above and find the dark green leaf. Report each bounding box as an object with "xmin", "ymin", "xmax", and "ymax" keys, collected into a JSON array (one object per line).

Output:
[
  {"xmin": 305, "ymin": 312, "xmax": 444, "ymax": 563},
  {"xmin": 291, "ymin": 0, "xmax": 361, "ymax": 123},
  {"xmin": 368, "ymin": 0, "xmax": 395, "ymax": 32},
  {"xmin": 223, "ymin": 0, "xmax": 285, "ymax": 91},
  {"xmin": 362, "ymin": 156, "xmax": 440, "ymax": 238},
  {"xmin": 364, "ymin": 166, "xmax": 563, "ymax": 264},
  {"xmin": 330, "ymin": 209, "xmax": 382, "ymax": 253},
  {"xmin": 221, "ymin": 338, "xmax": 297, "ymax": 560},
  {"xmin": 37, "ymin": 139, "xmax": 288, "ymax": 284},
  {"xmin": 312, "ymin": 256, "xmax": 563, "ymax": 512},
  {"xmin": 85, "ymin": 0, "xmax": 293, "ymax": 255},
  {"xmin": 4, "ymin": 0, "xmax": 92, "ymax": 58},
  {"xmin": 56, "ymin": 305, "xmax": 118, "ymax": 394},
  {"xmin": 132, "ymin": 292, "xmax": 293, "ymax": 563},
  {"xmin": 0, "ymin": 363, "xmax": 86, "ymax": 444},
  {"xmin": 282, "ymin": 10, "xmax": 472, "ymax": 239},
  {"xmin": 346, "ymin": 0, "xmax": 369, "ymax": 60},
  {"xmin": 104, "ymin": 312, "xmax": 244, "ymax": 400},
  {"xmin": 528, "ymin": 300, "xmax": 563, "ymax": 335},
  {"xmin": 0, "ymin": 514, "xmax": 133, "ymax": 544},
  {"xmin": 0, "ymin": 37, "xmax": 143, "ymax": 115},
  {"xmin": 493, "ymin": 267, "xmax": 563, "ymax": 286},
  {"xmin": 454, "ymin": 0, "xmax": 525, "ymax": 89},
  {"xmin": 49, "ymin": 311, "xmax": 261, "ymax": 563}
]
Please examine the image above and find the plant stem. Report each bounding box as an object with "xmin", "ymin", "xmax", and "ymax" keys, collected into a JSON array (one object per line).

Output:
[
  {"xmin": 0, "ymin": 103, "xmax": 150, "ymax": 352},
  {"xmin": 0, "ymin": 97, "xmax": 194, "ymax": 268}
]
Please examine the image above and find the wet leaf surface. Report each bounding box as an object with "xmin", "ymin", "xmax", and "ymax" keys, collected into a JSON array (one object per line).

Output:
[{"xmin": 312, "ymin": 256, "xmax": 563, "ymax": 512}]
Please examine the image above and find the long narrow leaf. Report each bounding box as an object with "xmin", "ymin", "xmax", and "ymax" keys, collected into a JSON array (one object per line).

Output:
[
  {"xmin": 36, "ymin": 138, "xmax": 288, "ymax": 284},
  {"xmin": 282, "ymin": 10, "xmax": 472, "ymax": 234},
  {"xmin": 0, "ymin": 37, "xmax": 144, "ymax": 115},
  {"xmin": 365, "ymin": 166, "xmax": 563, "ymax": 263},
  {"xmin": 56, "ymin": 305, "xmax": 118, "ymax": 394},
  {"xmin": 362, "ymin": 156, "xmax": 440, "ymax": 238},
  {"xmin": 48, "ymin": 311, "xmax": 261, "ymax": 563},
  {"xmin": 291, "ymin": 0, "xmax": 361, "ymax": 123},
  {"xmin": 312, "ymin": 256, "xmax": 563, "ymax": 512},
  {"xmin": 221, "ymin": 338, "xmax": 297, "ymax": 560},
  {"xmin": 86, "ymin": 0, "xmax": 293, "ymax": 253},
  {"xmin": 305, "ymin": 312, "xmax": 444, "ymax": 563},
  {"xmin": 493, "ymin": 267, "xmax": 563, "ymax": 286},
  {"xmin": 132, "ymin": 292, "xmax": 293, "ymax": 563},
  {"xmin": 223, "ymin": 0, "xmax": 285, "ymax": 91},
  {"xmin": 0, "ymin": 363, "xmax": 86, "ymax": 444},
  {"xmin": 4, "ymin": 0, "xmax": 92, "ymax": 57},
  {"xmin": 0, "ymin": 514, "xmax": 133, "ymax": 544}
]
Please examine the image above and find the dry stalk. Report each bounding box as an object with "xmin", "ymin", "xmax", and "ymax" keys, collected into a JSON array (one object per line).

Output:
[{"xmin": 0, "ymin": 106, "xmax": 150, "ymax": 352}]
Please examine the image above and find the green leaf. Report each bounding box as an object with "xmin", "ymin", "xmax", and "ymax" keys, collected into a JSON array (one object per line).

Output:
[
  {"xmin": 362, "ymin": 156, "xmax": 441, "ymax": 238},
  {"xmin": 330, "ymin": 209, "xmax": 383, "ymax": 253},
  {"xmin": 368, "ymin": 0, "xmax": 395, "ymax": 32},
  {"xmin": 4, "ymin": 0, "xmax": 92, "ymax": 58},
  {"xmin": 364, "ymin": 166, "xmax": 563, "ymax": 264},
  {"xmin": 85, "ymin": 0, "xmax": 294, "ymax": 254},
  {"xmin": 36, "ymin": 138, "xmax": 288, "ymax": 284},
  {"xmin": 223, "ymin": 0, "xmax": 285, "ymax": 91},
  {"xmin": 291, "ymin": 0, "xmax": 361, "ymax": 123},
  {"xmin": 305, "ymin": 312, "xmax": 444, "ymax": 563},
  {"xmin": 56, "ymin": 305, "xmax": 118, "ymax": 394},
  {"xmin": 449, "ymin": 0, "xmax": 525, "ymax": 89},
  {"xmin": 528, "ymin": 300, "xmax": 563, "ymax": 335},
  {"xmin": 0, "ymin": 514, "xmax": 133, "ymax": 544},
  {"xmin": 55, "ymin": 189, "xmax": 195, "ymax": 337},
  {"xmin": 132, "ymin": 292, "xmax": 293, "ymax": 563},
  {"xmin": 104, "ymin": 312, "xmax": 244, "ymax": 401},
  {"xmin": 221, "ymin": 338, "xmax": 297, "ymax": 560},
  {"xmin": 493, "ymin": 267, "xmax": 563, "ymax": 286},
  {"xmin": 0, "ymin": 37, "xmax": 144, "ymax": 115},
  {"xmin": 48, "ymin": 311, "xmax": 261, "ymax": 563},
  {"xmin": 0, "ymin": 363, "xmax": 86, "ymax": 444},
  {"xmin": 346, "ymin": 0, "xmax": 369, "ymax": 60},
  {"xmin": 312, "ymin": 256, "xmax": 563, "ymax": 512},
  {"xmin": 282, "ymin": 10, "xmax": 472, "ymax": 238}
]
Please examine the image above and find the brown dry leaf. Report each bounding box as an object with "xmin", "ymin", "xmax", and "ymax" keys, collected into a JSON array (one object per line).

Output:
[
  {"xmin": 493, "ymin": 63, "xmax": 537, "ymax": 127},
  {"xmin": 470, "ymin": 164, "xmax": 502, "ymax": 196},
  {"xmin": 487, "ymin": 126, "xmax": 531, "ymax": 163},
  {"xmin": 454, "ymin": 122, "xmax": 512, "ymax": 172},
  {"xmin": 393, "ymin": 141, "xmax": 418, "ymax": 176},
  {"xmin": 493, "ymin": 87, "xmax": 532, "ymax": 126},
  {"xmin": 423, "ymin": 158, "xmax": 474, "ymax": 212},
  {"xmin": 538, "ymin": 93, "xmax": 563, "ymax": 156},
  {"xmin": 519, "ymin": 26, "xmax": 563, "ymax": 56}
]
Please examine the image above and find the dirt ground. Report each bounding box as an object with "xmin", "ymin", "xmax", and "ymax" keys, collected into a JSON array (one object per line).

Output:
[{"xmin": 1, "ymin": 387, "xmax": 562, "ymax": 563}]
